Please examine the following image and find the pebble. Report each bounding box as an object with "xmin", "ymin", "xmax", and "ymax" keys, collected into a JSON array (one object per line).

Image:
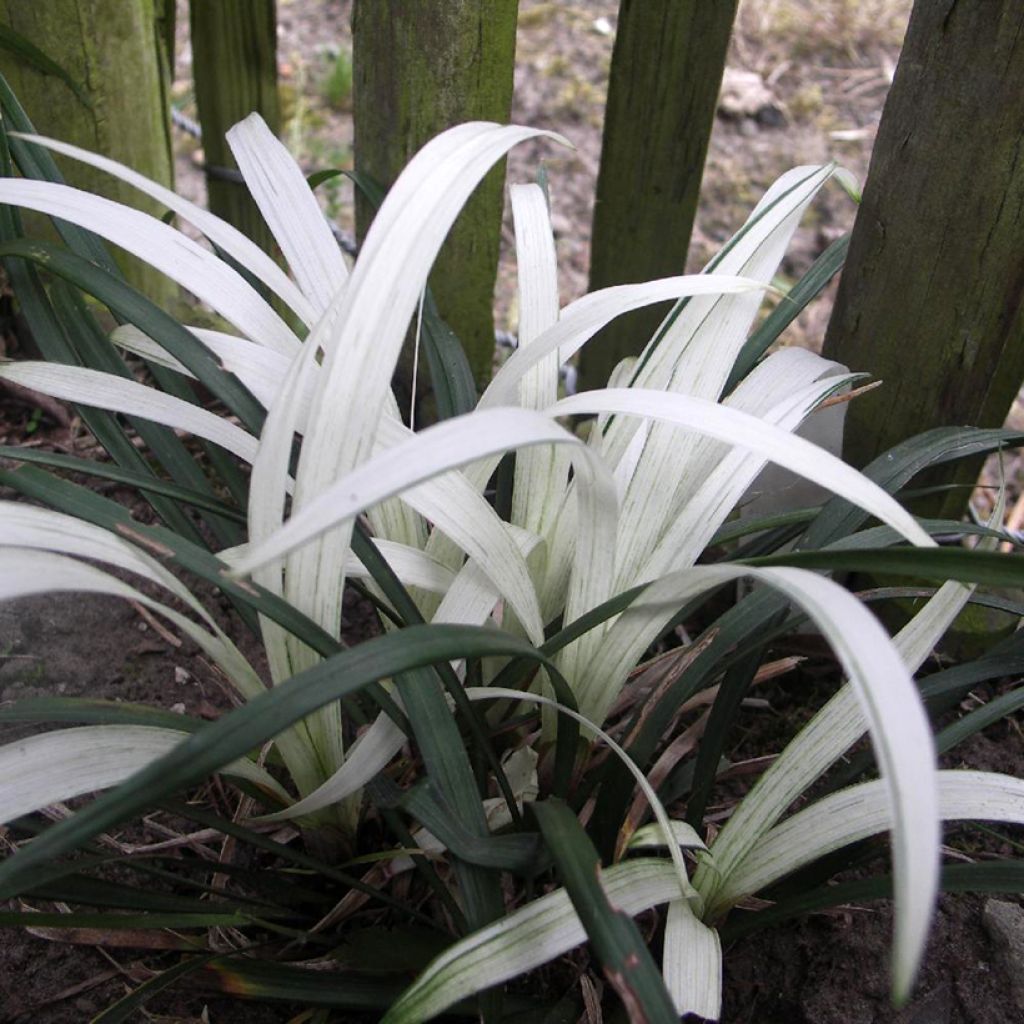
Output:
[{"xmin": 983, "ymin": 899, "xmax": 1024, "ymax": 1010}]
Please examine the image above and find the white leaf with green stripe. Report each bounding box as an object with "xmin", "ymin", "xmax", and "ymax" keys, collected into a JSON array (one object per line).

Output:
[
  {"xmin": 0, "ymin": 725, "xmax": 290, "ymax": 825},
  {"xmin": 288, "ymin": 124, "xmax": 564, "ymax": 658},
  {"xmin": 0, "ymin": 361, "xmax": 258, "ymax": 463},
  {"xmin": 722, "ymin": 771, "xmax": 1024, "ymax": 908},
  {"xmin": 0, "ymin": 548, "xmax": 322, "ymax": 794},
  {"xmin": 12, "ymin": 131, "xmax": 314, "ymax": 326},
  {"xmin": 0, "ymin": 178, "xmax": 299, "ymax": 355},
  {"xmin": 578, "ymin": 563, "xmax": 939, "ymax": 999},
  {"xmin": 382, "ymin": 859, "xmax": 681, "ymax": 1024},
  {"xmin": 663, "ymin": 898, "xmax": 722, "ymax": 1020},
  {"xmin": 227, "ymin": 113, "xmax": 349, "ymax": 315}
]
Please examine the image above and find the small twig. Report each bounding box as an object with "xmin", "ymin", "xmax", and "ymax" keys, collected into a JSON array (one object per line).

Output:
[
  {"xmin": 818, "ymin": 379, "xmax": 883, "ymax": 409},
  {"xmin": 129, "ymin": 600, "xmax": 183, "ymax": 648}
]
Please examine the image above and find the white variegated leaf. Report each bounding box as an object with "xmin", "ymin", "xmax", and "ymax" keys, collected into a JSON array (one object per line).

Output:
[
  {"xmin": 663, "ymin": 898, "xmax": 722, "ymax": 1020},
  {"xmin": 290, "ymin": 124, "xmax": 565, "ymax": 651},
  {"xmin": 13, "ymin": 131, "xmax": 315, "ymax": 325},
  {"xmin": 480, "ymin": 275, "xmax": 766, "ymax": 411},
  {"xmin": 227, "ymin": 114, "xmax": 349, "ymax": 315},
  {"xmin": 382, "ymin": 860, "xmax": 682, "ymax": 1024},
  {"xmin": 721, "ymin": 771, "xmax": 1024, "ymax": 908},
  {"xmin": 0, "ymin": 178, "xmax": 299, "ymax": 354},
  {"xmin": 579, "ymin": 563, "xmax": 938, "ymax": 1000},
  {"xmin": 0, "ymin": 362, "xmax": 258, "ymax": 463},
  {"xmin": 0, "ymin": 725, "xmax": 290, "ymax": 825}
]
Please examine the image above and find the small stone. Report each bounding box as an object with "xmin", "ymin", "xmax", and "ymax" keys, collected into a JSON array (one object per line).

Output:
[
  {"xmin": 983, "ymin": 899, "xmax": 1024, "ymax": 1010},
  {"xmin": 170, "ymin": 702, "xmax": 186, "ymax": 714},
  {"xmin": 174, "ymin": 666, "xmax": 191, "ymax": 685},
  {"xmin": 719, "ymin": 68, "xmax": 777, "ymax": 120}
]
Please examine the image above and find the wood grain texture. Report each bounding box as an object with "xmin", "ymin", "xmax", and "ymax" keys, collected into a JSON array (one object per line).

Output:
[
  {"xmin": 190, "ymin": 0, "xmax": 280, "ymax": 257},
  {"xmin": 352, "ymin": 0, "xmax": 518, "ymax": 391},
  {"xmin": 579, "ymin": 0, "xmax": 738, "ymax": 391},
  {"xmin": 823, "ymin": 0, "xmax": 1024, "ymax": 510},
  {"xmin": 0, "ymin": 0, "xmax": 174, "ymax": 301}
]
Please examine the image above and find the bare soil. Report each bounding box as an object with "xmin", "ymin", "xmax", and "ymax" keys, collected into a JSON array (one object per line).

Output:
[{"xmin": 1, "ymin": 1, "xmax": 1022, "ymax": 1021}]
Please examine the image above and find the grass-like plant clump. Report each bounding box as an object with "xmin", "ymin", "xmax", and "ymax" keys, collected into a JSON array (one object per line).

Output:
[{"xmin": 0, "ymin": 73, "xmax": 1022, "ymax": 1021}]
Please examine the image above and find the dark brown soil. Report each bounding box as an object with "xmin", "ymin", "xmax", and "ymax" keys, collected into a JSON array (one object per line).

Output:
[
  {"xmin": 0, "ymin": 593, "xmax": 296, "ymax": 1022},
  {"xmin": 721, "ymin": 894, "xmax": 1018, "ymax": 1024}
]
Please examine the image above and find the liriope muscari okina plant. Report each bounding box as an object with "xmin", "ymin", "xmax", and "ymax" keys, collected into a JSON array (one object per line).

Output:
[{"xmin": 0, "ymin": 89, "xmax": 1022, "ymax": 1021}]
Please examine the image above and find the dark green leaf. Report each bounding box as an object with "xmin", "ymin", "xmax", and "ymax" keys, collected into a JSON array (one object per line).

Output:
[
  {"xmin": 200, "ymin": 958, "xmax": 537, "ymax": 1015},
  {"xmin": 369, "ymin": 775, "xmax": 545, "ymax": 875},
  {"xmin": 0, "ymin": 26, "xmax": 91, "ymax": 108},
  {"xmin": 799, "ymin": 427, "xmax": 1024, "ymax": 550},
  {"xmin": 720, "ymin": 859, "xmax": 1024, "ymax": 942},
  {"xmin": 0, "ymin": 446, "xmax": 245, "ymax": 523},
  {"xmin": 0, "ymin": 910, "xmax": 245, "ymax": 930},
  {"xmin": 745, "ymin": 547, "xmax": 1024, "ymax": 588},
  {"xmin": 726, "ymin": 233, "xmax": 849, "ymax": 391},
  {"xmin": 0, "ymin": 239, "xmax": 266, "ymax": 434},
  {"xmin": 935, "ymin": 685, "xmax": 1024, "ymax": 755},
  {"xmin": 0, "ymin": 625, "xmax": 558, "ymax": 899},
  {"xmin": 161, "ymin": 800, "xmax": 445, "ymax": 929},
  {"xmin": 0, "ymin": 72, "xmax": 116, "ymax": 267},
  {"xmin": 92, "ymin": 954, "xmax": 218, "ymax": 1024},
  {"xmin": 532, "ymin": 800, "xmax": 678, "ymax": 1023},
  {"xmin": 0, "ymin": 697, "xmax": 207, "ymax": 732}
]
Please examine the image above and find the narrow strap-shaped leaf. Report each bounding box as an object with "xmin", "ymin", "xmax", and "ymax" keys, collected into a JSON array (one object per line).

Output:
[
  {"xmin": 0, "ymin": 446, "xmax": 244, "ymax": 523},
  {"xmin": 383, "ymin": 859, "xmax": 682, "ymax": 1024},
  {"xmin": 531, "ymin": 800, "xmax": 679, "ymax": 1023},
  {"xmin": 685, "ymin": 629, "xmax": 783, "ymax": 830},
  {"xmin": 720, "ymin": 860, "xmax": 1024, "ymax": 943},
  {"xmin": 726, "ymin": 233, "xmax": 849, "ymax": 391},
  {"xmin": 24, "ymin": 875, "xmax": 277, "ymax": 917},
  {"xmin": 0, "ymin": 697, "xmax": 207, "ymax": 733},
  {"xmin": 800, "ymin": 426, "xmax": 1024, "ymax": 549},
  {"xmin": 0, "ymin": 72, "xmax": 115, "ymax": 268},
  {"xmin": 352, "ymin": 523, "xmax": 526, "ymax": 820},
  {"xmin": 370, "ymin": 776, "xmax": 544, "ymax": 875},
  {"xmin": 0, "ymin": 25, "xmax": 90, "ymax": 106},
  {"xmin": 91, "ymin": 954, "xmax": 219, "ymax": 1024},
  {"xmin": 0, "ymin": 625, "xmax": 557, "ymax": 899},
  {"xmin": 46, "ymin": 281, "xmax": 247, "ymax": 548},
  {"xmin": 392, "ymin": 666, "xmax": 508, "ymax": 952},
  {"xmin": 341, "ymin": 167, "xmax": 477, "ymax": 420},
  {"xmin": 13, "ymin": 130, "xmax": 314, "ymax": 324},
  {"xmin": 0, "ymin": 910, "xmax": 245, "ymax": 930},
  {"xmin": 0, "ymin": 164, "xmax": 206, "ymax": 541},
  {"xmin": 0, "ymin": 178, "xmax": 299, "ymax": 355},
  {"xmin": 0, "ymin": 241, "xmax": 266, "ymax": 432},
  {"xmin": 420, "ymin": 287, "xmax": 479, "ymax": 420},
  {"xmin": 719, "ymin": 771, "xmax": 1024, "ymax": 913},
  {"xmin": 228, "ymin": 114, "xmax": 347, "ymax": 316},
  {"xmin": 934, "ymin": 686, "xmax": 1024, "ymax": 755},
  {"xmin": 0, "ymin": 723, "xmax": 291, "ymax": 825},
  {"xmin": 0, "ymin": 465, "xmax": 326, "ymax": 648},
  {"xmin": 160, "ymin": 800, "xmax": 445, "ymax": 928},
  {"xmin": 746, "ymin": 546, "xmax": 1024, "ymax": 588},
  {"xmin": 198, "ymin": 958, "xmax": 496, "ymax": 1014}
]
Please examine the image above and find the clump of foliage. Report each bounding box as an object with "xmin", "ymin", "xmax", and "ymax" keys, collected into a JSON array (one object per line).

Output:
[
  {"xmin": 0, "ymin": 75, "xmax": 1022, "ymax": 1021},
  {"xmin": 321, "ymin": 46, "xmax": 353, "ymax": 111}
]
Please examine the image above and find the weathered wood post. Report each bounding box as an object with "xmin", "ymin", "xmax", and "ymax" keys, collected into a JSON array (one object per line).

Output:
[
  {"xmin": 578, "ymin": 0, "xmax": 738, "ymax": 391},
  {"xmin": 352, "ymin": 0, "xmax": 518, "ymax": 392},
  {"xmin": 190, "ymin": 0, "xmax": 280, "ymax": 255},
  {"xmin": 0, "ymin": 0, "xmax": 176, "ymax": 302},
  {"xmin": 823, "ymin": 0, "xmax": 1024, "ymax": 512}
]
